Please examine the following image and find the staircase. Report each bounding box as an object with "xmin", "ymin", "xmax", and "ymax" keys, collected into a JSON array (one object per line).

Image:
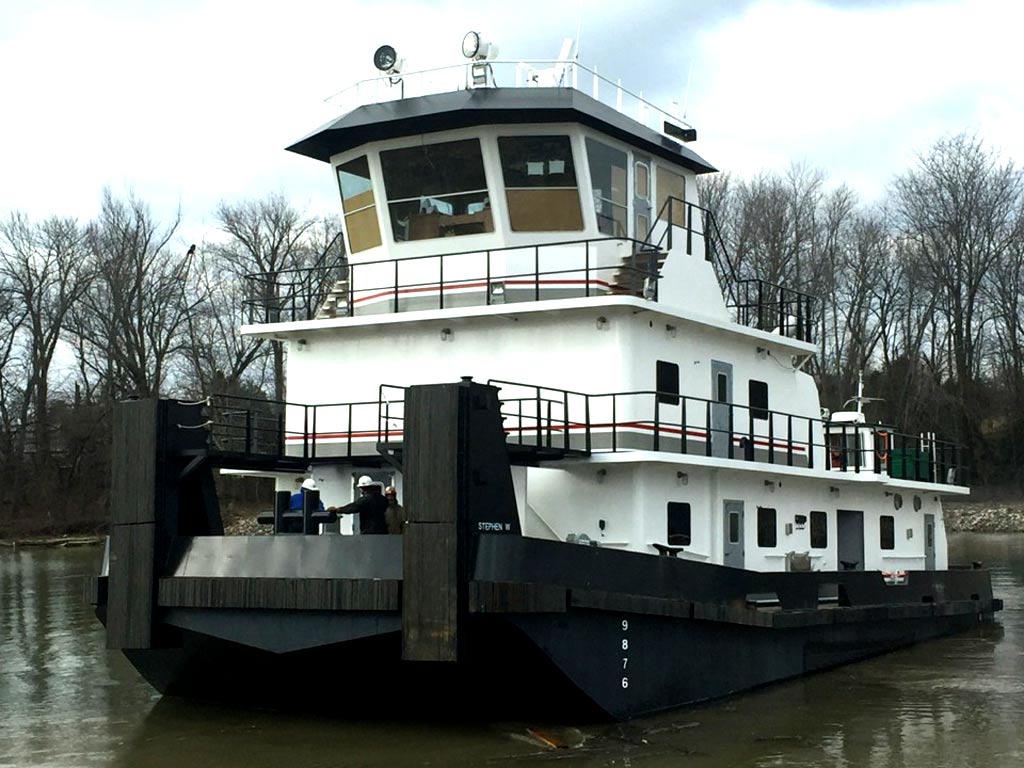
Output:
[
  {"xmin": 315, "ymin": 274, "xmax": 350, "ymax": 319},
  {"xmin": 609, "ymin": 248, "xmax": 666, "ymax": 297}
]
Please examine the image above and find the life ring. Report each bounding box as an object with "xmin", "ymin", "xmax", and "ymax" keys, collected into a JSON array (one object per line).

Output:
[
  {"xmin": 829, "ymin": 447, "xmax": 843, "ymax": 468},
  {"xmin": 875, "ymin": 430, "xmax": 890, "ymax": 462}
]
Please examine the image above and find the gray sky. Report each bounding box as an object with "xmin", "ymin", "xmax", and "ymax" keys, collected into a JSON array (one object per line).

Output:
[{"xmin": 0, "ymin": 0, "xmax": 1019, "ymax": 247}]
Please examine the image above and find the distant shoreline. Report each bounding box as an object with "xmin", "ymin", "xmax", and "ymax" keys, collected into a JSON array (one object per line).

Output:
[
  {"xmin": 2, "ymin": 505, "xmax": 1022, "ymax": 549},
  {"xmin": 943, "ymin": 502, "xmax": 1024, "ymax": 533}
]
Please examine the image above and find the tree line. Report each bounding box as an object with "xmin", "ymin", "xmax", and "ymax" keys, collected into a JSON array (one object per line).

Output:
[
  {"xmin": 0, "ymin": 192, "xmax": 342, "ymax": 535},
  {"xmin": 1, "ymin": 132, "xmax": 1021, "ymax": 536},
  {"xmin": 700, "ymin": 133, "xmax": 1024, "ymax": 495}
]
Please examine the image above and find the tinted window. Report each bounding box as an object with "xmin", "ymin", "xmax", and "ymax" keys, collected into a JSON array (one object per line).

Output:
[
  {"xmin": 499, "ymin": 136, "xmax": 577, "ymax": 187},
  {"xmin": 749, "ymin": 380, "xmax": 769, "ymax": 421},
  {"xmin": 380, "ymin": 139, "xmax": 492, "ymax": 242},
  {"xmin": 716, "ymin": 372, "xmax": 728, "ymax": 403},
  {"xmin": 667, "ymin": 502, "xmax": 691, "ymax": 546},
  {"xmin": 336, "ymin": 155, "xmax": 381, "ymax": 253},
  {"xmin": 585, "ymin": 138, "xmax": 628, "ymax": 237},
  {"xmin": 757, "ymin": 507, "xmax": 777, "ymax": 548},
  {"xmin": 880, "ymin": 515, "xmax": 895, "ymax": 550},
  {"xmin": 499, "ymin": 135, "xmax": 583, "ymax": 232},
  {"xmin": 728, "ymin": 511, "xmax": 741, "ymax": 543},
  {"xmin": 810, "ymin": 510, "xmax": 827, "ymax": 549},
  {"xmin": 657, "ymin": 360, "xmax": 680, "ymax": 405}
]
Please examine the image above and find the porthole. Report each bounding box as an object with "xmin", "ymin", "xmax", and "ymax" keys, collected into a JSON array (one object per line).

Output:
[
  {"xmin": 913, "ymin": 495, "xmax": 922, "ymax": 511},
  {"xmin": 893, "ymin": 493, "xmax": 903, "ymax": 510}
]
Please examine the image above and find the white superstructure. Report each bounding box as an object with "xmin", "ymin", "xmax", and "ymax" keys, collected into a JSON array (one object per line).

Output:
[{"xmin": 241, "ymin": 43, "xmax": 966, "ymax": 577}]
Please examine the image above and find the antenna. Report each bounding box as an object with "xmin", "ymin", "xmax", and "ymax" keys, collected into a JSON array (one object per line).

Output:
[
  {"xmin": 842, "ymin": 371, "xmax": 884, "ymax": 416},
  {"xmin": 575, "ymin": 0, "xmax": 583, "ymax": 60},
  {"xmin": 682, "ymin": 61, "xmax": 693, "ymax": 119}
]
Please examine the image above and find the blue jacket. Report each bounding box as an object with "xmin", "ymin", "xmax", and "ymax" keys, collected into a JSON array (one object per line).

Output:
[{"xmin": 289, "ymin": 490, "xmax": 325, "ymax": 511}]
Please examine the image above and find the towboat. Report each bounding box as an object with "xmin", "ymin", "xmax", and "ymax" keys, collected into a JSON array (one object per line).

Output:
[{"xmin": 88, "ymin": 37, "xmax": 1001, "ymax": 719}]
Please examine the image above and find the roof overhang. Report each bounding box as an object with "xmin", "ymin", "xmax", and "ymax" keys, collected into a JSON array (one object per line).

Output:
[{"xmin": 287, "ymin": 87, "xmax": 716, "ymax": 174}]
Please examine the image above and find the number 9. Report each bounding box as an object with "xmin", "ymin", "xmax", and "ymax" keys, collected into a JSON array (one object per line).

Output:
[{"xmin": 621, "ymin": 619, "xmax": 629, "ymax": 631}]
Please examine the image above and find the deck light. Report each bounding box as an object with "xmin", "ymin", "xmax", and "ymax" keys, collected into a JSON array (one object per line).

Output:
[
  {"xmin": 373, "ymin": 44, "xmax": 401, "ymax": 74},
  {"xmin": 462, "ymin": 31, "xmax": 496, "ymax": 60}
]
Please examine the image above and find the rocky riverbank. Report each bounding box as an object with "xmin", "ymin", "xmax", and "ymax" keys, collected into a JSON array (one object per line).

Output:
[{"xmin": 943, "ymin": 502, "xmax": 1024, "ymax": 533}]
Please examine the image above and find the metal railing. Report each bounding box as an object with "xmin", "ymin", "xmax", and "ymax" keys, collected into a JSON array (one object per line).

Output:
[
  {"xmin": 323, "ymin": 58, "xmax": 693, "ymax": 139},
  {"xmin": 243, "ymin": 235, "xmax": 662, "ymax": 322},
  {"xmin": 643, "ymin": 197, "xmax": 818, "ymax": 344},
  {"xmin": 200, "ymin": 383, "xmax": 967, "ymax": 486},
  {"xmin": 241, "ymin": 231, "xmax": 347, "ymax": 324}
]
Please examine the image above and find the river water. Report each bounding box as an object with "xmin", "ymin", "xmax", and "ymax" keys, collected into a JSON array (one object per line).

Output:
[{"xmin": 1, "ymin": 535, "xmax": 1021, "ymax": 767}]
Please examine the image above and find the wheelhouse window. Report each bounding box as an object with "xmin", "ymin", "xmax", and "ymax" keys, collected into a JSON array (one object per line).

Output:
[
  {"xmin": 656, "ymin": 360, "xmax": 680, "ymax": 405},
  {"xmin": 656, "ymin": 166, "xmax": 686, "ymax": 226},
  {"xmin": 585, "ymin": 138, "xmax": 627, "ymax": 236},
  {"xmin": 498, "ymin": 136, "xmax": 583, "ymax": 232},
  {"xmin": 337, "ymin": 155, "xmax": 382, "ymax": 253},
  {"xmin": 667, "ymin": 502, "xmax": 691, "ymax": 546},
  {"xmin": 380, "ymin": 139, "xmax": 492, "ymax": 242},
  {"xmin": 749, "ymin": 380, "xmax": 769, "ymax": 421},
  {"xmin": 880, "ymin": 515, "xmax": 895, "ymax": 550},
  {"xmin": 810, "ymin": 510, "xmax": 827, "ymax": 549},
  {"xmin": 757, "ymin": 507, "xmax": 777, "ymax": 547}
]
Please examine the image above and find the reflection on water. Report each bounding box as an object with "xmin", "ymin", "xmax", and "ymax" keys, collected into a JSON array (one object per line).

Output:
[{"xmin": 1, "ymin": 535, "xmax": 1022, "ymax": 767}]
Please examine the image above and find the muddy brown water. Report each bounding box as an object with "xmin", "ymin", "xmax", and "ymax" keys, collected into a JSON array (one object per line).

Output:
[{"xmin": 1, "ymin": 535, "xmax": 1021, "ymax": 767}]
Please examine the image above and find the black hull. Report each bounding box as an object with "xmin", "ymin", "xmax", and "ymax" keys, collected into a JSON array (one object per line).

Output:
[
  {"xmin": 106, "ymin": 602, "xmax": 990, "ymax": 721},
  {"xmin": 91, "ymin": 387, "xmax": 1002, "ymax": 720}
]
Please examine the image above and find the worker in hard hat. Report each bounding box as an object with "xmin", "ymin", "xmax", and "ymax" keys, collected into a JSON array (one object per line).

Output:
[
  {"xmin": 384, "ymin": 486, "xmax": 405, "ymax": 534},
  {"xmin": 332, "ymin": 475, "xmax": 388, "ymax": 534},
  {"xmin": 289, "ymin": 477, "xmax": 325, "ymax": 511}
]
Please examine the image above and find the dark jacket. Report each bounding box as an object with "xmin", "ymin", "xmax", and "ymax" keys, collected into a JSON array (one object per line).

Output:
[{"xmin": 338, "ymin": 490, "xmax": 389, "ymax": 534}]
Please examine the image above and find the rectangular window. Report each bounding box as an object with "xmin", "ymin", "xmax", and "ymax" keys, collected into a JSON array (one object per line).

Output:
[
  {"xmin": 380, "ymin": 139, "xmax": 492, "ymax": 242},
  {"xmin": 655, "ymin": 166, "xmax": 686, "ymax": 225},
  {"xmin": 337, "ymin": 156, "xmax": 382, "ymax": 253},
  {"xmin": 667, "ymin": 502, "xmax": 691, "ymax": 546},
  {"xmin": 499, "ymin": 136, "xmax": 583, "ymax": 232},
  {"xmin": 585, "ymin": 138, "xmax": 628, "ymax": 237},
  {"xmin": 716, "ymin": 372, "xmax": 728, "ymax": 403},
  {"xmin": 757, "ymin": 507, "xmax": 777, "ymax": 548},
  {"xmin": 728, "ymin": 511, "xmax": 741, "ymax": 544},
  {"xmin": 810, "ymin": 510, "xmax": 827, "ymax": 549},
  {"xmin": 880, "ymin": 515, "xmax": 895, "ymax": 550},
  {"xmin": 749, "ymin": 380, "xmax": 769, "ymax": 421},
  {"xmin": 656, "ymin": 360, "xmax": 679, "ymax": 405}
]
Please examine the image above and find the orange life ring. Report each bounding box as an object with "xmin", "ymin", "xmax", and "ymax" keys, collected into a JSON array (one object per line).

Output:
[
  {"xmin": 875, "ymin": 430, "xmax": 890, "ymax": 462},
  {"xmin": 829, "ymin": 447, "xmax": 842, "ymax": 468}
]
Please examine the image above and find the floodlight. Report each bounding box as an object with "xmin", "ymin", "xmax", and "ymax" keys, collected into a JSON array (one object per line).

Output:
[
  {"xmin": 462, "ymin": 31, "xmax": 481, "ymax": 59},
  {"xmin": 462, "ymin": 31, "xmax": 496, "ymax": 60},
  {"xmin": 373, "ymin": 44, "xmax": 399, "ymax": 72}
]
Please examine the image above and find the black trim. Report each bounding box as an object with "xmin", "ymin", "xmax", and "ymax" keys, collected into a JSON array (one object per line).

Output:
[{"xmin": 287, "ymin": 88, "xmax": 717, "ymax": 174}]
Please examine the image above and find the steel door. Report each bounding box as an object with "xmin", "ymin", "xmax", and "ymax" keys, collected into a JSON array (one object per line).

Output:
[
  {"xmin": 710, "ymin": 360, "xmax": 733, "ymax": 458},
  {"xmin": 633, "ymin": 153, "xmax": 652, "ymax": 240},
  {"xmin": 723, "ymin": 500, "xmax": 744, "ymax": 568},
  {"xmin": 924, "ymin": 513, "xmax": 936, "ymax": 570},
  {"xmin": 837, "ymin": 509, "xmax": 864, "ymax": 570}
]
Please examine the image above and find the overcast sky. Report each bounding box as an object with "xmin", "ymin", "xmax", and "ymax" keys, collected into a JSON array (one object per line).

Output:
[{"xmin": 0, "ymin": 0, "xmax": 1020, "ymax": 249}]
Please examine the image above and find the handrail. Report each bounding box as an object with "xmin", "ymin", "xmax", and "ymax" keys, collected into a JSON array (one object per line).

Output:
[
  {"xmin": 242, "ymin": 234, "xmax": 663, "ymax": 322},
  {"xmin": 198, "ymin": 385, "xmax": 967, "ymax": 485},
  {"xmin": 488, "ymin": 378, "xmax": 968, "ymax": 484}
]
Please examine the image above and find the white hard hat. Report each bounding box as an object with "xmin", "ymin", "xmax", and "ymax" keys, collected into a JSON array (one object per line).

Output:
[
  {"xmin": 357, "ymin": 475, "xmax": 374, "ymax": 488},
  {"xmin": 301, "ymin": 478, "xmax": 318, "ymax": 491}
]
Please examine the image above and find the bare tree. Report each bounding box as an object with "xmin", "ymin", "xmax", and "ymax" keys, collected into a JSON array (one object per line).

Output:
[
  {"xmin": 0, "ymin": 213, "xmax": 92, "ymax": 465},
  {"xmin": 890, "ymin": 133, "xmax": 1024, "ymax": 477},
  {"xmin": 212, "ymin": 194, "xmax": 340, "ymax": 402},
  {"xmin": 70, "ymin": 189, "xmax": 198, "ymax": 399}
]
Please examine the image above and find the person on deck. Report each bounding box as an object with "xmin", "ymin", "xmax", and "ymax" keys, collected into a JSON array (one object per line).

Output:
[
  {"xmin": 290, "ymin": 477, "xmax": 325, "ymax": 511},
  {"xmin": 331, "ymin": 475, "xmax": 388, "ymax": 534},
  {"xmin": 384, "ymin": 485, "xmax": 405, "ymax": 534}
]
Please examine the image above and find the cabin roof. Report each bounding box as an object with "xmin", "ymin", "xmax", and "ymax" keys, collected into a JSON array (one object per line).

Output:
[{"xmin": 287, "ymin": 87, "xmax": 717, "ymax": 174}]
